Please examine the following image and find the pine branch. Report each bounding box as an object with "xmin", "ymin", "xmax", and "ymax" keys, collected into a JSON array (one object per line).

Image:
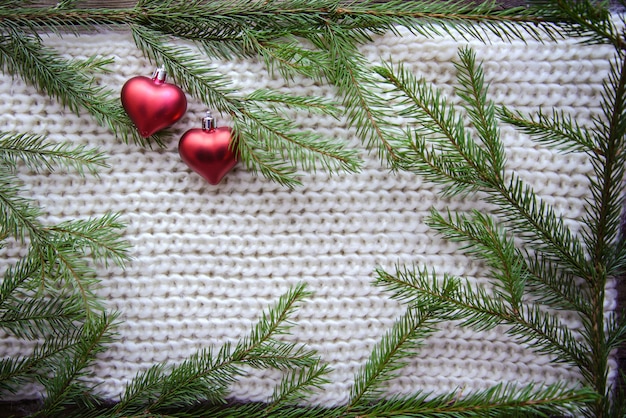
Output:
[
  {"xmin": 132, "ymin": 25, "xmax": 361, "ymax": 187},
  {"xmin": 33, "ymin": 312, "xmax": 118, "ymax": 417},
  {"xmin": 0, "ymin": 29, "xmax": 145, "ymax": 146},
  {"xmin": 43, "ymin": 213, "xmax": 130, "ymax": 268},
  {"xmin": 349, "ymin": 382, "xmax": 596, "ymax": 417},
  {"xmin": 346, "ymin": 306, "xmax": 442, "ymax": 411},
  {"xmin": 113, "ymin": 283, "xmax": 326, "ymax": 415},
  {"xmin": 499, "ymin": 106, "xmax": 600, "ymax": 156},
  {"xmin": 374, "ymin": 266, "xmax": 590, "ymax": 372},
  {"xmin": 0, "ymin": 132, "xmax": 109, "ymax": 177}
]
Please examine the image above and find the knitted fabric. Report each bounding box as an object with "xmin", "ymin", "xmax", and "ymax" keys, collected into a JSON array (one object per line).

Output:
[{"xmin": 0, "ymin": 27, "xmax": 620, "ymax": 406}]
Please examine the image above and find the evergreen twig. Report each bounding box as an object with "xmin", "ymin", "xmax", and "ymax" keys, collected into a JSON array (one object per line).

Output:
[{"xmin": 0, "ymin": 1, "xmax": 624, "ymax": 417}]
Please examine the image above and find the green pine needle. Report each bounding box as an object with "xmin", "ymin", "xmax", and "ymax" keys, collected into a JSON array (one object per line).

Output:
[
  {"xmin": 347, "ymin": 306, "xmax": 442, "ymax": 409},
  {"xmin": 0, "ymin": 132, "xmax": 109, "ymax": 177}
]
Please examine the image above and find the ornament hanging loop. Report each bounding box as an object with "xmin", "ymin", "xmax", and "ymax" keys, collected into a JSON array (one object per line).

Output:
[
  {"xmin": 152, "ymin": 66, "xmax": 167, "ymax": 83},
  {"xmin": 202, "ymin": 111, "xmax": 217, "ymax": 131}
]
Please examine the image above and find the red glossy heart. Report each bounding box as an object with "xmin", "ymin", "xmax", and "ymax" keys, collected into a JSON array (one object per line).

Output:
[
  {"xmin": 121, "ymin": 75, "xmax": 187, "ymax": 137},
  {"xmin": 179, "ymin": 127, "xmax": 238, "ymax": 185}
]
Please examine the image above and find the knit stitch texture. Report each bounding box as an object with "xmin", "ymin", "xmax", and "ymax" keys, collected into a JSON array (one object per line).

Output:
[{"xmin": 0, "ymin": 28, "xmax": 619, "ymax": 406}]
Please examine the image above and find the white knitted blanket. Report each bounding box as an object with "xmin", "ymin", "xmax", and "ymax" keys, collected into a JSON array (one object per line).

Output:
[{"xmin": 0, "ymin": 27, "xmax": 620, "ymax": 406}]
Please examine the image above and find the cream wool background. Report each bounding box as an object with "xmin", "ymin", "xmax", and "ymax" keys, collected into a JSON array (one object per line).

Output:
[{"xmin": 0, "ymin": 27, "xmax": 618, "ymax": 406}]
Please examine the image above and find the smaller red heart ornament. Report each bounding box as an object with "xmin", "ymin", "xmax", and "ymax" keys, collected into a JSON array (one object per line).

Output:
[
  {"xmin": 179, "ymin": 113, "xmax": 238, "ymax": 185},
  {"xmin": 121, "ymin": 68, "xmax": 187, "ymax": 138}
]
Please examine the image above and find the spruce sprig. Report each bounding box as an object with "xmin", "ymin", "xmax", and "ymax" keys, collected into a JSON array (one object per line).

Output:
[
  {"xmin": 374, "ymin": 28, "xmax": 626, "ymax": 417},
  {"xmin": 0, "ymin": 127, "xmax": 130, "ymax": 406},
  {"xmin": 111, "ymin": 283, "xmax": 330, "ymax": 416},
  {"xmin": 0, "ymin": 29, "xmax": 146, "ymax": 146},
  {"xmin": 0, "ymin": 0, "xmax": 593, "ymax": 182},
  {"xmin": 0, "ymin": 132, "xmax": 108, "ymax": 176},
  {"xmin": 131, "ymin": 24, "xmax": 360, "ymax": 187},
  {"xmin": 345, "ymin": 382, "xmax": 597, "ymax": 418},
  {"xmin": 346, "ymin": 306, "xmax": 442, "ymax": 410}
]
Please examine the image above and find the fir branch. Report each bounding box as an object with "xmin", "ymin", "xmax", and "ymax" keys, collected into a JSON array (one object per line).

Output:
[
  {"xmin": 346, "ymin": 306, "xmax": 442, "ymax": 411},
  {"xmin": 122, "ymin": 346, "xmax": 242, "ymax": 413},
  {"xmin": 0, "ymin": 28, "xmax": 144, "ymax": 146},
  {"xmin": 114, "ymin": 283, "xmax": 325, "ymax": 415},
  {"xmin": 0, "ymin": 250, "xmax": 40, "ymax": 303},
  {"xmin": 454, "ymin": 46, "xmax": 504, "ymax": 175},
  {"xmin": 231, "ymin": 282, "xmax": 317, "ymax": 369},
  {"xmin": 41, "ymin": 241, "xmax": 104, "ymax": 317},
  {"xmin": 374, "ymin": 266, "xmax": 590, "ymax": 371},
  {"xmin": 242, "ymin": 34, "xmax": 329, "ymax": 81},
  {"xmin": 376, "ymin": 55, "xmax": 592, "ymax": 281},
  {"xmin": 499, "ymin": 106, "xmax": 600, "ymax": 156},
  {"xmin": 0, "ymin": 292, "xmax": 82, "ymax": 340},
  {"xmin": 237, "ymin": 94, "xmax": 361, "ymax": 177},
  {"xmin": 349, "ymin": 382, "xmax": 596, "ymax": 417},
  {"xmin": 0, "ymin": 132, "xmax": 109, "ymax": 177},
  {"xmin": 43, "ymin": 212, "xmax": 130, "ymax": 268},
  {"xmin": 33, "ymin": 312, "xmax": 118, "ymax": 417},
  {"xmin": 0, "ymin": 329, "xmax": 79, "ymax": 396},
  {"xmin": 426, "ymin": 206, "xmax": 594, "ymax": 317},
  {"xmin": 0, "ymin": 166, "xmax": 44, "ymax": 243},
  {"xmin": 524, "ymin": 252, "xmax": 593, "ymax": 315},
  {"xmin": 494, "ymin": 174, "xmax": 591, "ymax": 279},
  {"xmin": 427, "ymin": 209, "xmax": 527, "ymax": 310},
  {"xmin": 265, "ymin": 362, "xmax": 331, "ymax": 414},
  {"xmin": 581, "ymin": 48, "xmax": 626, "ymax": 416},
  {"xmin": 132, "ymin": 25, "xmax": 360, "ymax": 187},
  {"xmin": 0, "ymin": 357, "xmax": 33, "ymax": 395},
  {"xmin": 308, "ymin": 26, "xmax": 404, "ymax": 165},
  {"xmin": 0, "ymin": 1, "xmax": 623, "ymax": 416},
  {"xmin": 529, "ymin": 0, "xmax": 624, "ymax": 49},
  {"xmin": 130, "ymin": 25, "xmax": 237, "ymax": 113},
  {"xmin": 373, "ymin": 61, "xmax": 491, "ymax": 194},
  {"xmin": 54, "ymin": 0, "xmax": 80, "ymax": 10},
  {"xmin": 242, "ymin": 90, "xmax": 339, "ymax": 116},
  {"xmin": 0, "ymin": 1, "xmax": 581, "ymax": 44},
  {"xmin": 584, "ymin": 51, "xmax": 626, "ymax": 268}
]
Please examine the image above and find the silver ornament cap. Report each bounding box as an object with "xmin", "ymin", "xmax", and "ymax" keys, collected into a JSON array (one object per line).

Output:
[
  {"xmin": 152, "ymin": 66, "xmax": 167, "ymax": 82},
  {"xmin": 202, "ymin": 111, "xmax": 217, "ymax": 131}
]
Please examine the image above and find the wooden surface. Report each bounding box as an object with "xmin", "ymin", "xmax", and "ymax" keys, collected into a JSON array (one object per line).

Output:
[{"xmin": 33, "ymin": 0, "xmax": 529, "ymax": 7}]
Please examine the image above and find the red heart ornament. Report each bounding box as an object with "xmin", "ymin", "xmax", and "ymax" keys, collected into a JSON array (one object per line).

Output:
[
  {"xmin": 179, "ymin": 115, "xmax": 238, "ymax": 185},
  {"xmin": 121, "ymin": 68, "xmax": 187, "ymax": 138}
]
